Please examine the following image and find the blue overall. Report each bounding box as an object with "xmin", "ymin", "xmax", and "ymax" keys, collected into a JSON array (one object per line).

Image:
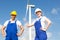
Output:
[
  {"xmin": 5, "ymin": 21, "xmax": 18, "ymax": 40},
  {"xmin": 34, "ymin": 19, "xmax": 47, "ymax": 40}
]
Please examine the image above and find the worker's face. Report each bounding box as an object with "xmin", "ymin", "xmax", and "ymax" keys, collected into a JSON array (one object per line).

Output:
[
  {"xmin": 36, "ymin": 11, "xmax": 42, "ymax": 18},
  {"xmin": 11, "ymin": 15, "xmax": 16, "ymax": 20}
]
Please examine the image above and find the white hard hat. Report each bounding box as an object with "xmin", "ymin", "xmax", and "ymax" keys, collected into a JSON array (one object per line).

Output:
[{"xmin": 35, "ymin": 8, "xmax": 42, "ymax": 13}]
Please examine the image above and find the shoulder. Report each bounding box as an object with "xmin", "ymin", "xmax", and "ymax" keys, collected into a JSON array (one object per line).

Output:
[
  {"xmin": 16, "ymin": 20, "xmax": 21, "ymax": 23},
  {"xmin": 42, "ymin": 16, "xmax": 50, "ymax": 20},
  {"xmin": 16, "ymin": 20, "xmax": 22, "ymax": 26},
  {"xmin": 41, "ymin": 16, "xmax": 46, "ymax": 19},
  {"xmin": 3, "ymin": 20, "xmax": 10, "ymax": 27},
  {"xmin": 5, "ymin": 20, "xmax": 10, "ymax": 23},
  {"xmin": 41, "ymin": 16, "xmax": 47, "ymax": 21}
]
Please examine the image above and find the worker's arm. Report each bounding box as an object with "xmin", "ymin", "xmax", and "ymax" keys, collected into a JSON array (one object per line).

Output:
[
  {"xmin": 1, "ymin": 26, "xmax": 6, "ymax": 37},
  {"xmin": 17, "ymin": 25, "xmax": 24, "ymax": 36},
  {"xmin": 26, "ymin": 23, "xmax": 34, "ymax": 27},
  {"xmin": 41, "ymin": 17, "xmax": 51, "ymax": 31},
  {"xmin": 27, "ymin": 20, "xmax": 36, "ymax": 27}
]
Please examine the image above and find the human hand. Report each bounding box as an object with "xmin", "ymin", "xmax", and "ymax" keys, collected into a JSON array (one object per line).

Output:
[
  {"xmin": 2, "ymin": 32, "xmax": 6, "ymax": 37},
  {"xmin": 40, "ymin": 27, "xmax": 47, "ymax": 31},
  {"xmin": 17, "ymin": 33, "xmax": 22, "ymax": 37}
]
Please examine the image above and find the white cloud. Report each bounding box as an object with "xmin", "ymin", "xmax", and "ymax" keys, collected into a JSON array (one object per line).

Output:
[
  {"xmin": 18, "ymin": 37, "xmax": 27, "ymax": 40},
  {"xmin": 51, "ymin": 8, "xmax": 58, "ymax": 14},
  {"xmin": 51, "ymin": 8, "xmax": 60, "ymax": 14},
  {"xmin": 23, "ymin": 18, "xmax": 27, "ymax": 22},
  {"xmin": 47, "ymin": 32, "xmax": 52, "ymax": 38},
  {"xmin": 58, "ymin": 32, "xmax": 60, "ymax": 36},
  {"xmin": 0, "ymin": 25, "xmax": 2, "ymax": 30}
]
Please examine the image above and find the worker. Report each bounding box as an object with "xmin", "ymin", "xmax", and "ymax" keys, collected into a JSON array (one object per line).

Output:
[
  {"xmin": 27, "ymin": 8, "xmax": 51, "ymax": 40},
  {"xmin": 2, "ymin": 10, "xmax": 24, "ymax": 40}
]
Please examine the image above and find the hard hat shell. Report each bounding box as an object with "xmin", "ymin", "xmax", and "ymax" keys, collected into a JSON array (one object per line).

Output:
[
  {"xmin": 10, "ymin": 10, "xmax": 17, "ymax": 16},
  {"xmin": 35, "ymin": 8, "xmax": 42, "ymax": 13}
]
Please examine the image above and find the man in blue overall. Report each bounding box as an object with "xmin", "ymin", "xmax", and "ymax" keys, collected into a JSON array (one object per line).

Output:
[
  {"xmin": 2, "ymin": 10, "xmax": 24, "ymax": 40},
  {"xmin": 27, "ymin": 8, "xmax": 51, "ymax": 40}
]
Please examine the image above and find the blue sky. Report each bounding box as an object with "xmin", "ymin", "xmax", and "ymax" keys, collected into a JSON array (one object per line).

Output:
[{"xmin": 0, "ymin": 0, "xmax": 60, "ymax": 40}]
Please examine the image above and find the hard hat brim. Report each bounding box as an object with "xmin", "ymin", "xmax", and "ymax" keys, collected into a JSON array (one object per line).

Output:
[
  {"xmin": 35, "ymin": 11, "xmax": 42, "ymax": 14},
  {"xmin": 11, "ymin": 14, "xmax": 17, "ymax": 16}
]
